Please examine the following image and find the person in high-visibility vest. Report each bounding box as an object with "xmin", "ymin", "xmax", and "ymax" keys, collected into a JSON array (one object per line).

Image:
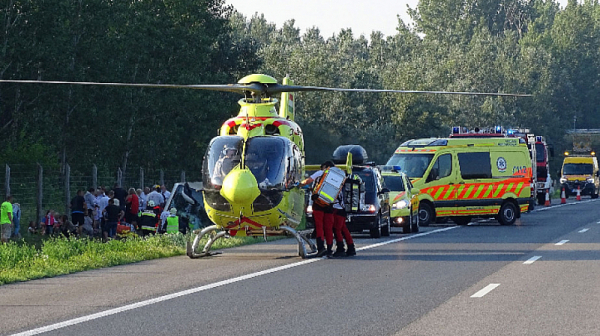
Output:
[
  {"xmin": 139, "ymin": 200, "xmax": 158, "ymax": 236},
  {"xmin": 165, "ymin": 208, "xmax": 179, "ymax": 234},
  {"xmin": 299, "ymin": 161, "xmax": 337, "ymax": 257}
]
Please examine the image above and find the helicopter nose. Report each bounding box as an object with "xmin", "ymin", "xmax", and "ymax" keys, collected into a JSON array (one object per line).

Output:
[{"xmin": 220, "ymin": 168, "xmax": 261, "ymax": 205}]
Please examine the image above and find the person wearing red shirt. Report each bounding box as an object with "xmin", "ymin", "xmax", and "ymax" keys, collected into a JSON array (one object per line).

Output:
[{"xmin": 125, "ymin": 188, "xmax": 139, "ymax": 228}]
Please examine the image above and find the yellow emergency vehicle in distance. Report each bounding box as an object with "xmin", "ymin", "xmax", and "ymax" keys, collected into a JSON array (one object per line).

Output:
[
  {"xmin": 386, "ymin": 136, "xmax": 532, "ymax": 226},
  {"xmin": 380, "ymin": 167, "xmax": 420, "ymax": 234},
  {"xmin": 560, "ymin": 151, "xmax": 600, "ymax": 198}
]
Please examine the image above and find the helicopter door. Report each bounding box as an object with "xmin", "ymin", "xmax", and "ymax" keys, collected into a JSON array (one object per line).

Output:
[{"xmin": 202, "ymin": 136, "xmax": 243, "ymax": 189}]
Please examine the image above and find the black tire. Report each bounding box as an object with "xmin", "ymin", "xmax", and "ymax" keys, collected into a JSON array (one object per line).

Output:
[
  {"xmin": 592, "ymin": 188, "xmax": 599, "ymax": 199},
  {"xmin": 411, "ymin": 212, "xmax": 420, "ymax": 233},
  {"xmin": 498, "ymin": 201, "xmax": 517, "ymax": 225},
  {"xmin": 453, "ymin": 216, "xmax": 471, "ymax": 225},
  {"xmin": 381, "ymin": 215, "xmax": 391, "ymax": 237},
  {"xmin": 418, "ymin": 203, "xmax": 434, "ymax": 226},
  {"xmin": 369, "ymin": 214, "xmax": 382, "ymax": 238},
  {"xmin": 402, "ymin": 213, "xmax": 412, "ymax": 233}
]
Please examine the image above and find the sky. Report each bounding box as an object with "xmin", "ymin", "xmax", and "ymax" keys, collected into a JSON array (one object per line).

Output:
[{"xmin": 226, "ymin": 0, "xmax": 571, "ymax": 38}]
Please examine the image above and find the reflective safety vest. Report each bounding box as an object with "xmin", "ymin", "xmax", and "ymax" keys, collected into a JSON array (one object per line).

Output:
[
  {"xmin": 343, "ymin": 174, "xmax": 364, "ymax": 213},
  {"xmin": 313, "ymin": 167, "xmax": 346, "ymax": 207},
  {"xmin": 139, "ymin": 211, "xmax": 157, "ymax": 231},
  {"xmin": 166, "ymin": 215, "xmax": 179, "ymax": 234}
]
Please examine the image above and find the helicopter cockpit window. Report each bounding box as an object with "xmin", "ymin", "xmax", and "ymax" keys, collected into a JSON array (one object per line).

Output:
[
  {"xmin": 203, "ymin": 136, "xmax": 243, "ymax": 189},
  {"xmin": 245, "ymin": 137, "xmax": 289, "ymax": 190}
]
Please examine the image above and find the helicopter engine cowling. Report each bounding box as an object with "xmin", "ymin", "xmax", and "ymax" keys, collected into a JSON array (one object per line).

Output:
[{"xmin": 220, "ymin": 168, "xmax": 261, "ymax": 205}]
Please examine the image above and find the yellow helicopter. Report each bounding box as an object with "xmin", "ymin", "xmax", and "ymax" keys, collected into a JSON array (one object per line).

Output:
[{"xmin": 0, "ymin": 75, "xmax": 530, "ymax": 258}]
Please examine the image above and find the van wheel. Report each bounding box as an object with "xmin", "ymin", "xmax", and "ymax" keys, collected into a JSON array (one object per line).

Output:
[
  {"xmin": 419, "ymin": 203, "xmax": 434, "ymax": 226},
  {"xmin": 592, "ymin": 189, "xmax": 599, "ymax": 199},
  {"xmin": 411, "ymin": 214, "xmax": 420, "ymax": 233},
  {"xmin": 402, "ymin": 215, "xmax": 411, "ymax": 233},
  {"xmin": 370, "ymin": 214, "xmax": 382, "ymax": 238},
  {"xmin": 498, "ymin": 202, "xmax": 517, "ymax": 225},
  {"xmin": 381, "ymin": 216, "xmax": 391, "ymax": 237},
  {"xmin": 453, "ymin": 216, "xmax": 471, "ymax": 225}
]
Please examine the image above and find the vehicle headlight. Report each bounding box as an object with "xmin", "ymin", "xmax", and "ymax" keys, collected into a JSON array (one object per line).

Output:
[
  {"xmin": 587, "ymin": 178, "xmax": 595, "ymax": 183},
  {"xmin": 392, "ymin": 200, "xmax": 409, "ymax": 210},
  {"xmin": 560, "ymin": 177, "xmax": 567, "ymax": 184},
  {"xmin": 361, "ymin": 204, "xmax": 377, "ymax": 213}
]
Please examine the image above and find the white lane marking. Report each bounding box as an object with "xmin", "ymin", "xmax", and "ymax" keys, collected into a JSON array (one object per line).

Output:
[
  {"xmin": 579, "ymin": 228, "xmax": 590, "ymax": 233},
  {"xmin": 356, "ymin": 226, "xmax": 459, "ymax": 252},
  {"xmin": 471, "ymin": 283, "xmax": 500, "ymax": 298},
  {"xmin": 523, "ymin": 256, "xmax": 542, "ymax": 265},
  {"xmin": 12, "ymin": 226, "xmax": 460, "ymax": 336},
  {"xmin": 556, "ymin": 240, "xmax": 569, "ymax": 246},
  {"xmin": 532, "ymin": 198, "xmax": 599, "ymax": 212}
]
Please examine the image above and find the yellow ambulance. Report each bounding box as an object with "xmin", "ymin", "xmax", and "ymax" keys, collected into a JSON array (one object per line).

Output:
[
  {"xmin": 560, "ymin": 152, "xmax": 599, "ymax": 198},
  {"xmin": 386, "ymin": 136, "xmax": 532, "ymax": 226}
]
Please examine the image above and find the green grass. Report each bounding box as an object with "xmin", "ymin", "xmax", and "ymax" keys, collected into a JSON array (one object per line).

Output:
[{"xmin": 0, "ymin": 233, "xmax": 285, "ymax": 286}]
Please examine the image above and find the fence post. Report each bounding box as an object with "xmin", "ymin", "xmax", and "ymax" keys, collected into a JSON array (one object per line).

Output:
[
  {"xmin": 117, "ymin": 168, "xmax": 123, "ymax": 187},
  {"xmin": 5, "ymin": 164, "xmax": 10, "ymax": 197},
  {"xmin": 159, "ymin": 170, "xmax": 164, "ymax": 186},
  {"xmin": 181, "ymin": 171, "xmax": 186, "ymax": 183},
  {"xmin": 37, "ymin": 164, "xmax": 43, "ymax": 225},
  {"xmin": 65, "ymin": 164, "xmax": 71, "ymax": 216},
  {"xmin": 140, "ymin": 167, "xmax": 144, "ymax": 189},
  {"xmin": 92, "ymin": 164, "xmax": 98, "ymax": 190}
]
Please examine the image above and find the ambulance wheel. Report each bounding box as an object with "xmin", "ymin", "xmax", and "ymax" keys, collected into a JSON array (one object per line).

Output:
[
  {"xmin": 381, "ymin": 216, "xmax": 390, "ymax": 237},
  {"xmin": 592, "ymin": 189, "xmax": 598, "ymax": 199},
  {"xmin": 402, "ymin": 215, "xmax": 412, "ymax": 233},
  {"xmin": 498, "ymin": 202, "xmax": 517, "ymax": 226},
  {"xmin": 453, "ymin": 216, "xmax": 471, "ymax": 225},
  {"xmin": 418, "ymin": 203, "xmax": 434, "ymax": 226},
  {"xmin": 411, "ymin": 214, "xmax": 420, "ymax": 233},
  {"xmin": 369, "ymin": 214, "xmax": 382, "ymax": 238}
]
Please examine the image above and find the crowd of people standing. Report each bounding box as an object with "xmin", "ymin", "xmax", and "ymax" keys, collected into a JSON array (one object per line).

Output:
[{"xmin": 0, "ymin": 183, "xmax": 177, "ymax": 243}]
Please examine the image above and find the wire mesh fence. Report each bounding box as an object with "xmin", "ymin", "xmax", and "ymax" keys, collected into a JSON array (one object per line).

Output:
[{"xmin": 2, "ymin": 164, "xmax": 194, "ymax": 228}]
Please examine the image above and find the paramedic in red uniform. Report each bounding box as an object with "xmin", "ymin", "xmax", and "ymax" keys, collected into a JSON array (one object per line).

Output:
[
  {"xmin": 299, "ymin": 161, "xmax": 335, "ymax": 257},
  {"xmin": 332, "ymin": 190, "xmax": 356, "ymax": 257}
]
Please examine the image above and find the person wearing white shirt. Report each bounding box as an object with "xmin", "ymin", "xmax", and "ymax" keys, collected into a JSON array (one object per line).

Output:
[
  {"xmin": 147, "ymin": 186, "xmax": 165, "ymax": 208},
  {"xmin": 94, "ymin": 189, "xmax": 110, "ymax": 222},
  {"xmin": 137, "ymin": 188, "xmax": 146, "ymax": 210},
  {"xmin": 161, "ymin": 185, "xmax": 171, "ymax": 202}
]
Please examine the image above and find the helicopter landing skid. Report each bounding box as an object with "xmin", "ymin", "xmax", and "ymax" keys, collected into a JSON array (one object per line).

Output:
[
  {"xmin": 280, "ymin": 226, "xmax": 318, "ymax": 259},
  {"xmin": 187, "ymin": 225, "xmax": 226, "ymax": 259}
]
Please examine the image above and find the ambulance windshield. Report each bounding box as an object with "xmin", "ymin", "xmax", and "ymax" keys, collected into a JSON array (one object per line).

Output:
[
  {"xmin": 382, "ymin": 175, "xmax": 405, "ymax": 192},
  {"xmin": 386, "ymin": 154, "xmax": 434, "ymax": 178},
  {"xmin": 563, "ymin": 163, "xmax": 593, "ymax": 175}
]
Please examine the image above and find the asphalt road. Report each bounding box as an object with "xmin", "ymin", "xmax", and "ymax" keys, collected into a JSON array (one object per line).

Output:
[{"xmin": 3, "ymin": 198, "xmax": 600, "ymax": 336}]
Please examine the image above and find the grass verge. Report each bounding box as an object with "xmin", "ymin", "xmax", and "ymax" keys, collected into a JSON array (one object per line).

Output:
[{"xmin": 0, "ymin": 233, "xmax": 284, "ymax": 286}]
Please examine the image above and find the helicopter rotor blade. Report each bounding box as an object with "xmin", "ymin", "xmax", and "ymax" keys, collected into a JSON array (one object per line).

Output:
[
  {"xmin": 0, "ymin": 79, "xmax": 531, "ymax": 97},
  {"xmin": 0, "ymin": 79, "xmax": 268, "ymax": 94},
  {"xmin": 263, "ymin": 85, "xmax": 532, "ymax": 97}
]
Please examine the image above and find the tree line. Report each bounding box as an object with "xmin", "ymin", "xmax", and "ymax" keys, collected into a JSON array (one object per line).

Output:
[{"xmin": 1, "ymin": 0, "xmax": 598, "ymax": 177}]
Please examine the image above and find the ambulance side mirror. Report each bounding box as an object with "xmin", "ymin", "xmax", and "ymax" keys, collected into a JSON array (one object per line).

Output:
[{"xmin": 411, "ymin": 188, "xmax": 420, "ymax": 195}]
